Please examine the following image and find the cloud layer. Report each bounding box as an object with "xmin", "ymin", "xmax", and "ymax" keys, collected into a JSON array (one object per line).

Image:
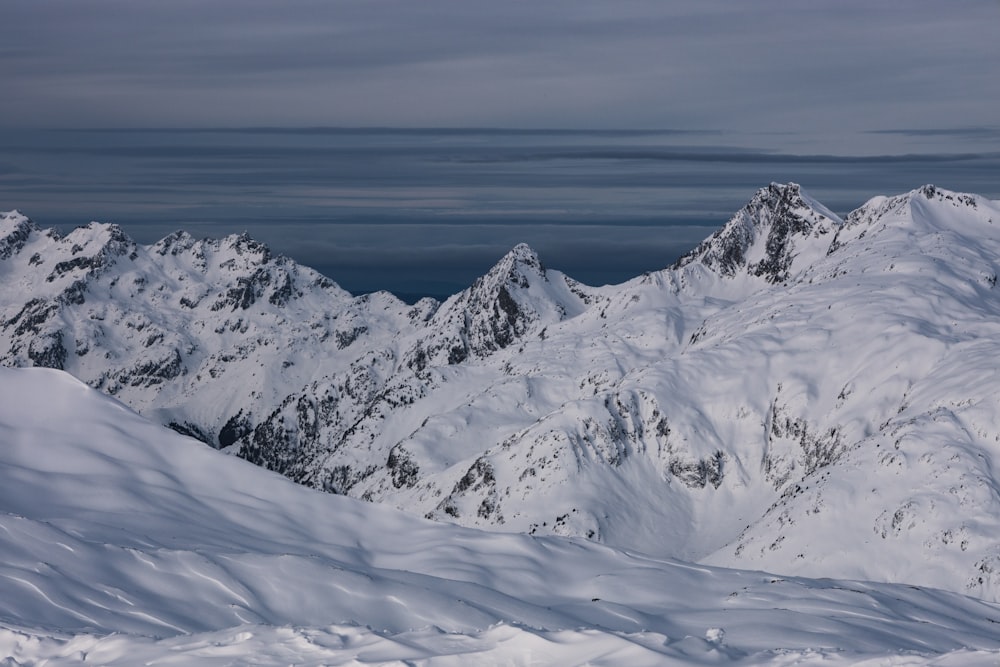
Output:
[
  {"xmin": 4, "ymin": 1, "xmax": 999, "ymax": 153},
  {"xmin": 4, "ymin": 128, "xmax": 999, "ymax": 299}
]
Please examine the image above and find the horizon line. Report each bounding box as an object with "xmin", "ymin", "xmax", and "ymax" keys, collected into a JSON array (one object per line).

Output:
[{"xmin": 37, "ymin": 126, "xmax": 723, "ymax": 137}]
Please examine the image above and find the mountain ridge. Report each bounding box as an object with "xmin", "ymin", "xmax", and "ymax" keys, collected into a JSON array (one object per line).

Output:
[{"xmin": 3, "ymin": 183, "xmax": 1000, "ymax": 603}]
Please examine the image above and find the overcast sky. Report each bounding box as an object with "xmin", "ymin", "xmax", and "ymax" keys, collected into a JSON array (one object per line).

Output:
[
  {"xmin": 2, "ymin": 1, "xmax": 999, "ymax": 299},
  {"xmin": 3, "ymin": 0, "xmax": 998, "ymax": 153}
]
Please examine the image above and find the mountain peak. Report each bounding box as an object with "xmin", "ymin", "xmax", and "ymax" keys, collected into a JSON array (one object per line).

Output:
[
  {"xmin": 1, "ymin": 209, "xmax": 30, "ymax": 223},
  {"xmin": 152, "ymin": 230, "xmax": 197, "ymax": 256},
  {"xmin": 480, "ymin": 242, "xmax": 546, "ymax": 289},
  {"xmin": 673, "ymin": 182, "xmax": 841, "ymax": 284},
  {"xmin": 0, "ymin": 210, "xmax": 39, "ymax": 260},
  {"xmin": 508, "ymin": 241, "xmax": 540, "ymax": 260},
  {"xmin": 839, "ymin": 184, "xmax": 985, "ymax": 235},
  {"xmin": 909, "ymin": 184, "xmax": 974, "ymax": 202},
  {"xmin": 403, "ymin": 243, "xmax": 586, "ymax": 368},
  {"xmin": 222, "ymin": 231, "xmax": 272, "ymax": 262}
]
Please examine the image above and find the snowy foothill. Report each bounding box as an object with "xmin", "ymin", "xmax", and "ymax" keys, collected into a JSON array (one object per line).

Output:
[{"xmin": 2, "ymin": 367, "xmax": 1000, "ymax": 664}]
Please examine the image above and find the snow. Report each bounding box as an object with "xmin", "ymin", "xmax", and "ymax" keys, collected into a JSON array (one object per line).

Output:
[
  {"xmin": 2, "ymin": 367, "xmax": 1000, "ymax": 664},
  {"xmin": 5, "ymin": 625, "xmax": 1000, "ymax": 667},
  {"xmin": 6, "ymin": 184, "xmax": 1000, "ymax": 662}
]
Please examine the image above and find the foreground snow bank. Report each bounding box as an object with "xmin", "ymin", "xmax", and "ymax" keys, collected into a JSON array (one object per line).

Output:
[
  {"xmin": 2, "ymin": 367, "xmax": 1000, "ymax": 665},
  {"xmin": 3, "ymin": 623, "xmax": 1000, "ymax": 666}
]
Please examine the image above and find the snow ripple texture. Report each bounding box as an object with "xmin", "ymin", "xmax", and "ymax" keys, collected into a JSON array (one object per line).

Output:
[{"xmin": 2, "ymin": 367, "xmax": 1000, "ymax": 664}]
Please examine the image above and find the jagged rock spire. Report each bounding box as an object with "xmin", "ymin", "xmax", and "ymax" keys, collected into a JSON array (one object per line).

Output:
[{"xmin": 674, "ymin": 183, "xmax": 842, "ymax": 284}]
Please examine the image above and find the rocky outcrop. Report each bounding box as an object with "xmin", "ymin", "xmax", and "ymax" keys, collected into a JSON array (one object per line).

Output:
[{"xmin": 674, "ymin": 182, "xmax": 841, "ymax": 283}]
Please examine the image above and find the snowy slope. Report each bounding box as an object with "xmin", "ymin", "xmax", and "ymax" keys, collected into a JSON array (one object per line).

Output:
[
  {"xmin": 700, "ymin": 186, "xmax": 1000, "ymax": 595},
  {"xmin": 2, "ymin": 367, "xmax": 1000, "ymax": 665},
  {"xmin": 0, "ymin": 211, "xmax": 433, "ymax": 447},
  {"xmin": 230, "ymin": 183, "xmax": 846, "ymax": 552},
  {"xmin": 4, "ymin": 183, "xmax": 1000, "ymax": 607}
]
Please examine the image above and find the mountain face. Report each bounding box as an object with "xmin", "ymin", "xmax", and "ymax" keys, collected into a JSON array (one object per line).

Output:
[
  {"xmin": 5, "ymin": 367, "xmax": 1000, "ymax": 665},
  {"xmin": 405, "ymin": 242, "xmax": 588, "ymax": 369},
  {"xmin": 0, "ymin": 211, "xmax": 433, "ymax": 447},
  {"xmin": 673, "ymin": 181, "xmax": 841, "ymax": 285},
  {"xmin": 3, "ymin": 183, "xmax": 1000, "ymax": 604}
]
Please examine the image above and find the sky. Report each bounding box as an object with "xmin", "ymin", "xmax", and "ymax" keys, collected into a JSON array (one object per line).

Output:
[{"xmin": 2, "ymin": 1, "xmax": 999, "ymax": 299}]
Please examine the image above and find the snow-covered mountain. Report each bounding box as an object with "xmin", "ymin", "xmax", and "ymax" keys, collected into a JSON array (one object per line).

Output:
[
  {"xmin": 3, "ymin": 367, "xmax": 999, "ymax": 665},
  {"xmin": 4, "ymin": 183, "xmax": 1000, "ymax": 607},
  {"xmin": 0, "ymin": 212, "xmax": 433, "ymax": 446}
]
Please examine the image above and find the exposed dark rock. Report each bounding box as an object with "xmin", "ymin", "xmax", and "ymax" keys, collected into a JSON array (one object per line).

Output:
[
  {"xmin": 216, "ymin": 268, "xmax": 272, "ymax": 311},
  {"xmin": 335, "ymin": 326, "xmax": 368, "ymax": 349},
  {"xmin": 268, "ymin": 270, "xmax": 299, "ymax": 306},
  {"xmin": 5, "ymin": 298, "xmax": 57, "ymax": 336},
  {"xmin": 0, "ymin": 215, "xmax": 35, "ymax": 260},
  {"xmin": 387, "ymin": 444, "xmax": 420, "ymax": 489},
  {"xmin": 58, "ymin": 280, "xmax": 87, "ymax": 306},
  {"xmin": 123, "ymin": 348, "xmax": 186, "ymax": 387},
  {"xmin": 673, "ymin": 183, "xmax": 836, "ymax": 284},
  {"xmin": 668, "ymin": 451, "xmax": 726, "ymax": 489},
  {"xmin": 453, "ymin": 458, "xmax": 496, "ymax": 494},
  {"xmin": 219, "ymin": 410, "xmax": 253, "ymax": 448},
  {"xmin": 167, "ymin": 421, "xmax": 213, "ymax": 445},
  {"xmin": 28, "ymin": 332, "xmax": 67, "ymax": 370},
  {"xmin": 322, "ymin": 463, "xmax": 378, "ymax": 495}
]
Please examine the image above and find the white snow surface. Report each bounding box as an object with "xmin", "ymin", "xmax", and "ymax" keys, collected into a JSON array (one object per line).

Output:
[
  {"xmin": 2, "ymin": 366, "xmax": 1000, "ymax": 665},
  {"xmin": 4, "ymin": 182, "xmax": 1000, "ymax": 617}
]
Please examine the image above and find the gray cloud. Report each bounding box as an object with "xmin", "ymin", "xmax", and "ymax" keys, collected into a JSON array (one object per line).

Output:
[
  {"xmin": 3, "ymin": 1, "xmax": 998, "ymax": 153},
  {"xmin": 867, "ymin": 128, "xmax": 1000, "ymax": 141}
]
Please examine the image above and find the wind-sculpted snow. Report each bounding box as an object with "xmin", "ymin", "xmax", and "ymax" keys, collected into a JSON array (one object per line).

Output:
[
  {"xmin": 2, "ymin": 367, "xmax": 1000, "ymax": 665},
  {"xmin": 4, "ymin": 183, "xmax": 1000, "ymax": 607}
]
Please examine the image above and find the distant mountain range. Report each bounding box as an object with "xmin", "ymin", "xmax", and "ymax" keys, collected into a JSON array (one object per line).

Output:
[{"xmin": 4, "ymin": 182, "xmax": 1000, "ymax": 604}]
